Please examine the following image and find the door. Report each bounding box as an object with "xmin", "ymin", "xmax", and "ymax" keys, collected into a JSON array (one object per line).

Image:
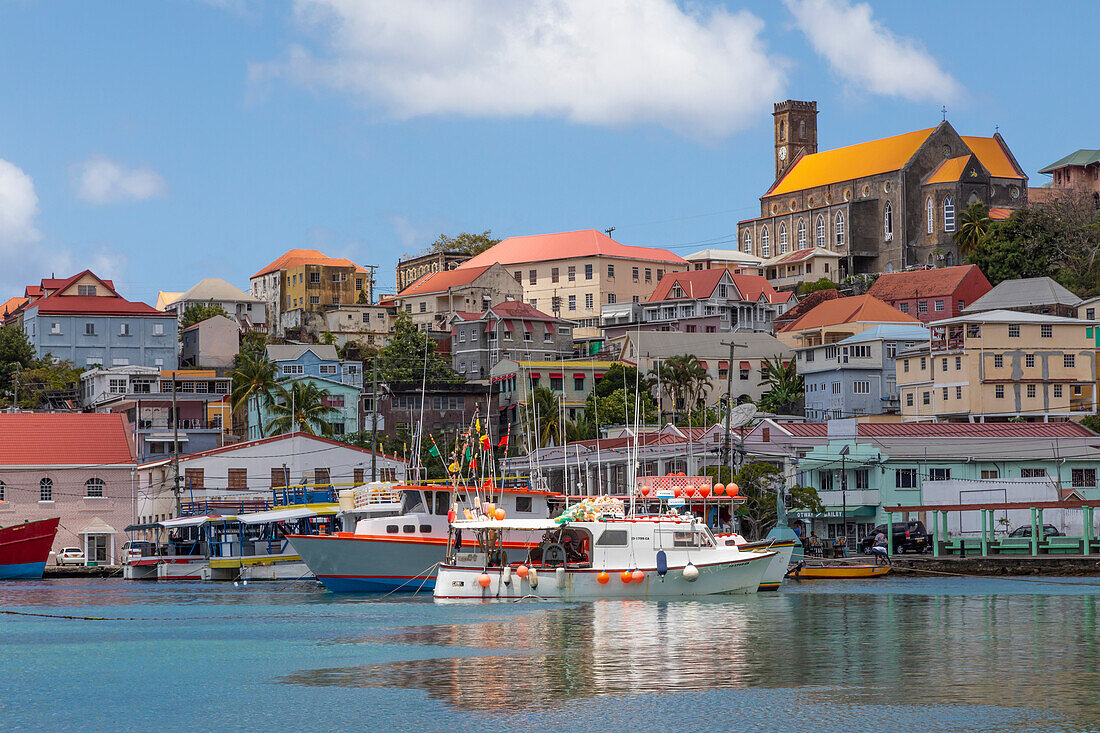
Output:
[{"xmin": 87, "ymin": 535, "xmax": 108, "ymax": 563}]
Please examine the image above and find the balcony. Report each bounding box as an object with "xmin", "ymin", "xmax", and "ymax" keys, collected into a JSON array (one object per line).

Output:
[{"xmin": 137, "ymin": 419, "xmax": 220, "ymax": 431}]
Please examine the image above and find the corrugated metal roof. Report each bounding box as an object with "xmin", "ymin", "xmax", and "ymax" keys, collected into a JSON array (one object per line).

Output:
[
  {"xmin": 458, "ymin": 229, "xmax": 686, "ymax": 269},
  {"xmin": 779, "ymin": 422, "xmax": 1095, "ymax": 439},
  {"xmin": 837, "ymin": 324, "xmax": 931, "ymax": 344},
  {"xmin": 868, "ymin": 265, "xmax": 988, "ymax": 301},
  {"xmin": 961, "ymin": 277, "xmax": 1083, "ymax": 312},
  {"xmin": 1039, "ymin": 149, "xmax": 1100, "ymax": 174},
  {"xmin": 0, "ymin": 413, "xmax": 136, "ymax": 465}
]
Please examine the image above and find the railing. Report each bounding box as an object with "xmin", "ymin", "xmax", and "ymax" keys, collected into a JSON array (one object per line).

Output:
[
  {"xmin": 271, "ymin": 486, "xmax": 338, "ymax": 506},
  {"xmin": 180, "ymin": 499, "xmax": 271, "ymax": 516}
]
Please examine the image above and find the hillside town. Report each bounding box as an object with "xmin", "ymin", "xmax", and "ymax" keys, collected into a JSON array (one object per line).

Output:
[{"xmin": 1, "ymin": 99, "xmax": 1098, "ymax": 565}]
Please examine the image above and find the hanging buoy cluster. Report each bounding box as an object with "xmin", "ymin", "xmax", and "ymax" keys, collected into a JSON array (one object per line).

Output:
[{"xmin": 617, "ymin": 569, "xmax": 645, "ymax": 583}]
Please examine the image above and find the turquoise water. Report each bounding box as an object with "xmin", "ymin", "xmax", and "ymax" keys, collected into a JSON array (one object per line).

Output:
[{"xmin": 3, "ymin": 577, "xmax": 1100, "ymax": 732}]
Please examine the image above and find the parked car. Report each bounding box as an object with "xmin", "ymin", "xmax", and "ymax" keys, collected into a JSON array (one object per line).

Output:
[
  {"xmin": 859, "ymin": 521, "xmax": 930, "ymax": 554},
  {"xmin": 1008, "ymin": 524, "xmax": 1065, "ymax": 538},
  {"xmin": 55, "ymin": 547, "xmax": 86, "ymax": 566},
  {"xmin": 122, "ymin": 541, "xmax": 154, "ymax": 564}
]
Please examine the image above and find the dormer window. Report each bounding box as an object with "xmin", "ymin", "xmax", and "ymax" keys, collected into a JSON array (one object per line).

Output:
[
  {"xmin": 717, "ymin": 284, "xmax": 727, "ymax": 298},
  {"xmin": 78, "ymin": 285, "xmax": 97, "ymax": 296},
  {"xmin": 671, "ymin": 285, "xmax": 684, "ymax": 298}
]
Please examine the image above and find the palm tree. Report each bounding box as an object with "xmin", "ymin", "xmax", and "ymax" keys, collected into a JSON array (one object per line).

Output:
[
  {"xmin": 954, "ymin": 202, "xmax": 993, "ymax": 257},
  {"xmin": 525, "ymin": 385, "xmax": 564, "ymax": 447},
  {"xmin": 654, "ymin": 354, "xmax": 711, "ymax": 422},
  {"xmin": 565, "ymin": 412, "xmax": 593, "ymax": 442},
  {"xmin": 758, "ymin": 355, "xmax": 804, "ymax": 415},
  {"xmin": 229, "ymin": 352, "xmax": 280, "ymax": 438},
  {"xmin": 265, "ymin": 379, "xmax": 341, "ymax": 437}
]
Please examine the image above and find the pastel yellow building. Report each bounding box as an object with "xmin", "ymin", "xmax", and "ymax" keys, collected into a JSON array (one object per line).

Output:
[{"xmin": 897, "ymin": 310, "xmax": 1098, "ymax": 421}]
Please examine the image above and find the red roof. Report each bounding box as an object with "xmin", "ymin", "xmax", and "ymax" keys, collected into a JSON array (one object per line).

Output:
[
  {"xmin": 458, "ymin": 229, "xmax": 686, "ymax": 269},
  {"xmin": 252, "ymin": 249, "xmax": 368, "ymax": 279},
  {"xmin": 648, "ymin": 269, "xmax": 726, "ymax": 302},
  {"xmin": 1, "ymin": 296, "xmax": 27, "ymax": 316},
  {"xmin": 28, "ymin": 271, "xmax": 165, "ymax": 317},
  {"xmin": 778, "ymin": 294, "xmax": 919, "ymax": 333},
  {"xmin": 778, "ymin": 421, "xmax": 1096, "ymax": 439},
  {"xmin": 397, "ymin": 265, "xmax": 494, "ymax": 297},
  {"xmin": 774, "ymin": 289, "xmax": 839, "ymax": 326},
  {"xmin": 487, "ymin": 300, "xmax": 560, "ymax": 321},
  {"xmin": 0, "ymin": 413, "xmax": 136, "ymax": 465},
  {"xmin": 868, "ymin": 265, "xmax": 990, "ymax": 301},
  {"xmin": 730, "ymin": 273, "xmax": 792, "ymax": 303},
  {"xmin": 137, "ymin": 431, "xmax": 407, "ymax": 466},
  {"xmin": 768, "ymin": 247, "xmax": 839, "ymax": 265}
]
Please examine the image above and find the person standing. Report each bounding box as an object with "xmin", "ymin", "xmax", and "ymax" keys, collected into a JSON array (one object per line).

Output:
[{"xmin": 869, "ymin": 530, "xmax": 890, "ymax": 565}]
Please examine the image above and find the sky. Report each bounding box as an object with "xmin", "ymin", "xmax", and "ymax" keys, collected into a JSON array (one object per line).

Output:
[{"xmin": 0, "ymin": 1, "xmax": 1095, "ymax": 304}]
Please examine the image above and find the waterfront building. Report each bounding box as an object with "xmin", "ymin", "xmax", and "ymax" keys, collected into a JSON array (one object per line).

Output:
[
  {"xmin": 774, "ymin": 293, "xmax": 921, "ymax": 349},
  {"xmin": 456, "ymin": 229, "xmax": 688, "ymax": 338},
  {"xmin": 180, "ymin": 315, "xmax": 239, "ymax": 369},
  {"xmin": 249, "ymin": 249, "xmax": 373, "ymax": 337},
  {"xmin": 395, "ymin": 250, "xmax": 472, "ymax": 294},
  {"xmin": 962, "ymin": 276, "xmax": 1083, "ymax": 318},
  {"xmin": 161, "ymin": 277, "xmax": 266, "ymax": 332},
  {"xmin": 896, "ymin": 310, "xmax": 1098, "ymax": 421},
  {"xmin": 376, "ymin": 380, "xmax": 492, "ymax": 443},
  {"xmin": 798, "ymin": 323, "xmax": 931, "ymax": 420},
  {"xmin": 738, "ymin": 100, "xmax": 1027, "ymax": 278},
  {"xmin": 867, "ymin": 264, "xmax": 992, "ymax": 324},
  {"xmin": 81, "ymin": 367, "xmax": 232, "ymax": 460},
  {"xmin": 134, "ymin": 432, "xmax": 407, "ymax": 525},
  {"xmin": 0, "ymin": 412, "xmax": 138, "ymax": 562},
  {"xmin": 448, "ymin": 300, "xmax": 575, "ymax": 380},
  {"xmin": 394, "ymin": 263, "xmax": 522, "ymax": 332},
  {"xmin": 19, "ymin": 271, "xmax": 177, "ymax": 369},
  {"xmin": 265, "ymin": 344, "xmax": 362, "ymax": 389}
]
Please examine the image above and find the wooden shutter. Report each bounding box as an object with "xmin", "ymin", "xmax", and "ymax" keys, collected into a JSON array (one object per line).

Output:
[
  {"xmin": 184, "ymin": 468, "xmax": 204, "ymax": 490},
  {"xmin": 271, "ymin": 468, "xmax": 287, "ymax": 488},
  {"xmin": 314, "ymin": 468, "xmax": 331, "ymax": 485},
  {"xmin": 227, "ymin": 468, "xmax": 247, "ymax": 490}
]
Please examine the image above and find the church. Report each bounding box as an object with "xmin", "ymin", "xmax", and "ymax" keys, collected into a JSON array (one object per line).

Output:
[{"xmin": 738, "ymin": 100, "xmax": 1028, "ymax": 280}]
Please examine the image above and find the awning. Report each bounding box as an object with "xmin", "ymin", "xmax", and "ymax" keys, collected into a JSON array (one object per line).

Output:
[
  {"xmin": 595, "ymin": 373, "xmax": 605, "ymax": 380},
  {"xmin": 530, "ymin": 372, "xmax": 540, "ymax": 378},
  {"xmin": 550, "ymin": 372, "xmax": 563, "ymax": 378},
  {"xmin": 238, "ymin": 506, "xmax": 333, "ymax": 525},
  {"xmin": 699, "ymin": 361, "xmax": 708, "ymax": 369},
  {"xmin": 573, "ymin": 373, "xmax": 586, "ymax": 379},
  {"xmin": 546, "ymin": 323, "xmax": 556, "ymax": 334},
  {"xmin": 718, "ymin": 360, "xmax": 729, "ymax": 369},
  {"xmin": 760, "ymin": 360, "xmax": 768, "ymax": 369},
  {"xmin": 124, "ymin": 523, "xmax": 161, "ymax": 532},
  {"xmin": 504, "ymin": 320, "xmax": 514, "ymax": 332},
  {"xmin": 160, "ymin": 515, "xmax": 234, "ymax": 528},
  {"xmin": 523, "ymin": 321, "xmax": 533, "ymax": 332},
  {"xmin": 147, "ymin": 434, "xmax": 189, "ymax": 442},
  {"xmin": 78, "ymin": 517, "xmax": 117, "ymax": 535}
]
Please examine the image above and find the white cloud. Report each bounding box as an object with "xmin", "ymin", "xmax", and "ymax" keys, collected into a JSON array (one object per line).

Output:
[
  {"xmin": 257, "ymin": 0, "xmax": 787, "ymax": 139},
  {"xmin": 786, "ymin": 0, "xmax": 961, "ymax": 102},
  {"xmin": 73, "ymin": 156, "xmax": 167, "ymax": 205},
  {"xmin": 0, "ymin": 158, "xmax": 41, "ymax": 252}
]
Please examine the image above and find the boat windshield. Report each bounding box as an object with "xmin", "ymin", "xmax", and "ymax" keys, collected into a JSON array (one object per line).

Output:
[
  {"xmin": 401, "ymin": 490, "xmax": 426, "ymax": 515},
  {"xmin": 655, "ymin": 526, "xmax": 715, "ymax": 548}
]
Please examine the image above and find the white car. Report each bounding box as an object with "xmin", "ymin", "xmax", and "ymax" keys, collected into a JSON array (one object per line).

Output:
[{"xmin": 55, "ymin": 547, "xmax": 86, "ymax": 566}]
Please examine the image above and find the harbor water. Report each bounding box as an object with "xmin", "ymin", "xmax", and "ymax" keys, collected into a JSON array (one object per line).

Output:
[{"xmin": 3, "ymin": 577, "xmax": 1100, "ymax": 732}]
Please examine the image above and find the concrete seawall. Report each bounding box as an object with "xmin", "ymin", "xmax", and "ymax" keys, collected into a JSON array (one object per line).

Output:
[
  {"xmin": 44, "ymin": 565, "xmax": 123, "ymax": 578},
  {"xmin": 892, "ymin": 555, "xmax": 1100, "ymax": 577}
]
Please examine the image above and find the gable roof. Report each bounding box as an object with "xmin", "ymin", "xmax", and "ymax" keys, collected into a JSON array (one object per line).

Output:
[
  {"xmin": 934, "ymin": 309, "xmax": 1091, "ymax": 326},
  {"xmin": 458, "ymin": 229, "xmax": 686, "ymax": 269},
  {"xmin": 836, "ymin": 324, "xmax": 931, "ymax": 344},
  {"xmin": 777, "ymin": 294, "xmax": 920, "ymax": 333},
  {"xmin": 1039, "ymin": 149, "xmax": 1100, "ymax": 174},
  {"xmin": 397, "ymin": 264, "xmax": 495, "ymax": 298},
  {"xmin": 265, "ymin": 344, "xmax": 340, "ymax": 362},
  {"xmin": 487, "ymin": 300, "xmax": 561, "ymax": 321},
  {"xmin": 252, "ymin": 249, "xmax": 368, "ymax": 279},
  {"xmin": 1, "ymin": 296, "xmax": 27, "ymax": 316},
  {"xmin": 181, "ymin": 314, "xmax": 239, "ymax": 333},
  {"xmin": 868, "ymin": 265, "xmax": 989, "ymax": 301},
  {"xmin": 765, "ymin": 247, "xmax": 842, "ymax": 266},
  {"xmin": 648, "ymin": 269, "xmax": 726, "ymax": 302},
  {"xmin": 0, "ymin": 413, "xmax": 135, "ymax": 465},
  {"xmin": 961, "ymin": 277, "xmax": 1083, "ymax": 313},
  {"xmin": 924, "ymin": 155, "xmax": 974, "ymax": 184},
  {"xmin": 729, "ymin": 273, "xmax": 794, "ymax": 303},
  {"xmin": 30, "ymin": 271, "xmax": 165, "ymax": 318},
  {"xmin": 139, "ymin": 431, "xmax": 406, "ymax": 467},
  {"xmin": 779, "ymin": 421, "xmax": 1094, "ymax": 439},
  {"xmin": 177, "ymin": 278, "xmax": 262, "ymax": 304},
  {"xmin": 774, "ymin": 288, "xmax": 840, "ymax": 327},
  {"xmin": 155, "ymin": 291, "xmax": 183, "ymax": 311},
  {"xmin": 959, "ymin": 136, "xmax": 1025, "ymax": 179}
]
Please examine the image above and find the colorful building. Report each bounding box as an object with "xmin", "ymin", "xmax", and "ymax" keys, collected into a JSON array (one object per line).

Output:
[
  {"xmin": 246, "ymin": 375, "xmax": 361, "ymax": 440},
  {"xmin": 774, "ymin": 293, "xmax": 921, "ymax": 349},
  {"xmin": 249, "ymin": 249, "xmax": 373, "ymax": 337},
  {"xmin": 394, "ymin": 263, "xmax": 522, "ymax": 332},
  {"xmin": 867, "ymin": 264, "xmax": 992, "ymax": 324},
  {"xmin": 449, "ymin": 300, "xmax": 576, "ymax": 380}
]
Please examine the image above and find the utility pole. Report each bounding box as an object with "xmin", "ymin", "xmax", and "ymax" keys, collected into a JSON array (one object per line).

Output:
[
  {"xmin": 171, "ymin": 372, "xmax": 181, "ymax": 517},
  {"xmin": 720, "ymin": 340, "xmax": 747, "ymax": 479},
  {"xmin": 370, "ymin": 357, "xmax": 378, "ymax": 481}
]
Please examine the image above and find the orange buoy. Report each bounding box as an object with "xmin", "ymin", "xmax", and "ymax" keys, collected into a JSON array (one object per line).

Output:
[
  {"xmin": 713, "ymin": 483, "xmax": 725, "ymax": 496},
  {"xmin": 478, "ymin": 573, "xmax": 491, "ymax": 588},
  {"xmin": 631, "ymin": 569, "xmax": 645, "ymax": 583},
  {"xmin": 516, "ymin": 564, "xmax": 529, "ymax": 578},
  {"xmin": 494, "ymin": 507, "xmax": 506, "ymax": 521},
  {"xmin": 673, "ymin": 487, "xmax": 683, "ymax": 497},
  {"xmin": 620, "ymin": 571, "xmax": 633, "ymax": 583},
  {"xmin": 698, "ymin": 486, "xmax": 711, "ymax": 498},
  {"xmin": 727, "ymin": 483, "xmax": 740, "ymax": 497},
  {"xmin": 597, "ymin": 571, "xmax": 610, "ymax": 584}
]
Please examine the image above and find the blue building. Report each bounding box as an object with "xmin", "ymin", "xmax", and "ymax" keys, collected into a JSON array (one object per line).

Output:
[
  {"xmin": 797, "ymin": 323, "xmax": 929, "ymax": 420},
  {"xmin": 246, "ymin": 375, "xmax": 361, "ymax": 440},
  {"xmin": 264, "ymin": 344, "xmax": 362, "ymax": 389},
  {"xmin": 20, "ymin": 271, "xmax": 177, "ymax": 370}
]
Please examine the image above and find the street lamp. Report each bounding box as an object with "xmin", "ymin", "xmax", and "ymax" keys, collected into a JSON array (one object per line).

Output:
[{"xmin": 839, "ymin": 444, "xmax": 850, "ymax": 554}]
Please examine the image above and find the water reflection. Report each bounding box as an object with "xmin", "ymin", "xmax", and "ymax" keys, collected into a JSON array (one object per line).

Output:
[{"xmin": 281, "ymin": 590, "xmax": 1100, "ymax": 726}]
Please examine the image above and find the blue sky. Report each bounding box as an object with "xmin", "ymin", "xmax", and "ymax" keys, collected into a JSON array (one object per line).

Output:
[{"xmin": 0, "ymin": 1, "xmax": 1094, "ymax": 304}]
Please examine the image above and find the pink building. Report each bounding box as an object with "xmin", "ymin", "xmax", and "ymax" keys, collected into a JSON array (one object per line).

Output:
[{"xmin": 0, "ymin": 413, "xmax": 137, "ymax": 564}]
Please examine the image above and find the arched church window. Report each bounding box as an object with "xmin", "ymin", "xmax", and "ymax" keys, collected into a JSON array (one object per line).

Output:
[
  {"xmin": 743, "ymin": 229, "xmax": 753, "ymax": 253},
  {"xmin": 796, "ymin": 219, "xmax": 806, "ymax": 249},
  {"xmin": 834, "ymin": 212, "xmax": 845, "ymax": 247},
  {"xmin": 926, "ymin": 197, "xmax": 934, "ymax": 234},
  {"xmin": 760, "ymin": 227, "xmax": 770, "ymax": 258},
  {"xmin": 943, "ymin": 196, "xmax": 956, "ymax": 232},
  {"xmin": 884, "ymin": 201, "xmax": 893, "ymax": 240},
  {"xmin": 778, "ymin": 223, "xmax": 788, "ymax": 254},
  {"xmin": 815, "ymin": 215, "xmax": 825, "ymax": 248}
]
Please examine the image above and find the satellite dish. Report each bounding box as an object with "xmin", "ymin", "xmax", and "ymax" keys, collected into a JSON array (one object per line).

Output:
[{"xmin": 729, "ymin": 403, "xmax": 759, "ymax": 430}]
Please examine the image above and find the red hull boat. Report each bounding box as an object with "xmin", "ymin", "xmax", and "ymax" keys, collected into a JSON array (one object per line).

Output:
[{"xmin": 0, "ymin": 517, "xmax": 61, "ymax": 579}]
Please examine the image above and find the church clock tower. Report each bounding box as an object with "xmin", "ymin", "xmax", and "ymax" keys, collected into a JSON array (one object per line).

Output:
[{"xmin": 773, "ymin": 100, "xmax": 818, "ymax": 180}]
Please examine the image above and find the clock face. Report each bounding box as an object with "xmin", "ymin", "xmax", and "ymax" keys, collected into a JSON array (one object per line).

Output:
[{"xmin": 778, "ymin": 146, "xmax": 787, "ymax": 161}]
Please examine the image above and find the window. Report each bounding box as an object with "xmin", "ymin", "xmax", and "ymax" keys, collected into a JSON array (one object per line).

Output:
[
  {"xmin": 958, "ymin": 300, "xmax": 965, "ymax": 311},
  {"xmin": 0, "ymin": 481, "xmax": 3, "ymax": 501},
  {"xmin": 903, "ymin": 359, "xmax": 910, "ymax": 373},
  {"xmin": 573, "ymin": 376, "xmax": 584, "ymax": 391},
  {"xmin": 966, "ymin": 324, "xmax": 980, "ymax": 338},
  {"xmin": 585, "ymin": 293, "xmax": 593, "ymax": 309},
  {"xmin": 943, "ymin": 195, "xmax": 956, "ymax": 232},
  {"xmin": 855, "ymin": 470, "xmax": 869, "ymax": 490},
  {"xmin": 657, "ymin": 269, "xmax": 664, "ymax": 280},
  {"xmin": 995, "ymin": 385, "xmax": 1004, "ymax": 398},
  {"xmin": 815, "ymin": 215, "xmax": 825, "ymax": 248},
  {"xmin": 1027, "ymin": 384, "xmax": 1037, "ymax": 398},
  {"xmin": 886, "ymin": 343, "xmax": 897, "ymax": 358},
  {"xmin": 311, "ymin": 296, "xmax": 320, "ymax": 305},
  {"xmin": 831, "ymin": 382, "xmax": 841, "ymax": 395},
  {"xmin": 1064, "ymin": 354, "xmax": 1076, "ymax": 368},
  {"xmin": 1041, "ymin": 324, "xmax": 1053, "ymax": 338},
  {"xmin": 934, "ymin": 300, "xmax": 944, "ymax": 312},
  {"xmin": 607, "ymin": 294, "xmax": 616, "ymax": 304},
  {"xmin": 1021, "ymin": 468, "xmax": 1048, "ymax": 479},
  {"xmin": 743, "ymin": 230, "xmax": 753, "ymax": 253},
  {"xmin": 896, "ymin": 469, "xmax": 918, "ymax": 489},
  {"xmin": 1054, "ymin": 384, "xmax": 1063, "ymax": 398},
  {"xmin": 319, "ymin": 364, "xmax": 337, "ymax": 375},
  {"xmin": 84, "ymin": 478, "xmax": 105, "ymax": 497},
  {"xmin": 981, "ymin": 469, "xmax": 1000, "ymax": 480},
  {"xmin": 1088, "ymin": 308, "xmax": 1096, "ymax": 320},
  {"xmin": 994, "ymin": 354, "xmax": 1003, "ymax": 368},
  {"xmin": 355, "ymin": 277, "xmax": 364, "ymax": 290},
  {"xmin": 922, "ymin": 391, "xmax": 930, "ymax": 405},
  {"xmin": 926, "ymin": 197, "xmax": 934, "ymax": 234},
  {"xmin": 834, "ymin": 212, "xmax": 845, "ymax": 246},
  {"xmin": 929, "ymin": 468, "xmax": 951, "ymax": 481},
  {"xmin": 818, "ymin": 471, "xmax": 834, "ymax": 492},
  {"xmin": 778, "ymin": 223, "xmax": 788, "ymax": 254},
  {"xmin": 797, "ymin": 219, "xmax": 806, "ymax": 249},
  {"xmin": 1072, "ymin": 469, "xmax": 1098, "ymax": 488},
  {"xmin": 309, "ymin": 272, "xmax": 320, "ymax": 284},
  {"xmin": 644, "ymin": 268, "xmax": 652, "ymax": 282},
  {"xmin": 920, "ymin": 357, "xmax": 927, "ymax": 370},
  {"xmin": 853, "ymin": 380, "xmax": 870, "ymax": 394},
  {"xmin": 631, "ymin": 267, "xmax": 639, "ymax": 282},
  {"xmin": 550, "ymin": 267, "xmax": 559, "ymax": 284},
  {"xmin": 917, "ymin": 301, "xmax": 928, "ymax": 314},
  {"xmin": 283, "ymin": 364, "xmax": 304, "ymax": 375},
  {"xmin": 514, "ymin": 271, "xmax": 522, "ymax": 283},
  {"xmin": 942, "ymin": 387, "xmax": 948, "ymax": 401},
  {"xmin": 905, "ymin": 392, "xmax": 913, "ymax": 407},
  {"xmin": 1026, "ymin": 354, "xmax": 1035, "ymax": 368},
  {"xmin": 529, "ymin": 269, "xmax": 537, "ymax": 285},
  {"xmin": 568, "ymin": 295, "xmax": 576, "ymax": 311},
  {"xmin": 607, "ymin": 265, "xmax": 615, "ymax": 278},
  {"xmin": 85, "ymin": 322, "xmax": 96, "ymax": 336},
  {"xmin": 40, "ymin": 478, "xmax": 53, "ymax": 502},
  {"xmin": 584, "ymin": 264, "xmax": 593, "ymax": 280},
  {"xmin": 883, "ymin": 201, "xmax": 893, "ymax": 240},
  {"xmin": 955, "ymin": 356, "xmax": 961, "ymax": 370},
  {"xmin": 550, "ymin": 377, "xmax": 563, "ymax": 390},
  {"xmin": 1008, "ymin": 324, "xmax": 1020, "ymax": 338},
  {"xmin": 760, "ymin": 226, "xmax": 770, "ymax": 257},
  {"xmin": 955, "ymin": 386, "xmax": 962, "ymax": 400},
  {"xmin": 899, "ymin": 302, "xmax": 909, "ymax": 313}
]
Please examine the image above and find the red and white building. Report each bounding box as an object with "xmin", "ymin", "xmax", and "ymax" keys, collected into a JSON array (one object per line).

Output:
[{"xmin": 867, "ymin": 264, "xmax": 992, "ymax": 324}]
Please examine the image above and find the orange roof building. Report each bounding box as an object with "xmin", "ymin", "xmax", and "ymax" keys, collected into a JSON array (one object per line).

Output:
[
  {"xmin": 459, "ymin": 229, "xmax": 689, "ymax": 339},
  {"xmin": 249, "ymin": 249, "xmax": 373, "ymax": 337},
  {"xmin": 739, "ymin": 99, "xmax": 1027, "ymax": 284},
  {"xmin": 395, "ymin": 262, "xmax": 522, "ymax": 332},
  {"xmin": 775, "ymin": 294, "xmax": 921, "ymax": 348}
]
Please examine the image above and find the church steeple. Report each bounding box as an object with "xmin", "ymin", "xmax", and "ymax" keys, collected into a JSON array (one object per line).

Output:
[{"xmin": 773, "ymin": 100, "xmax": 818, "ymax": 180}]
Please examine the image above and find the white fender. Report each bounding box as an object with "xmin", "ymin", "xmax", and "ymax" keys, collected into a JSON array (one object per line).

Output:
[
  {"xmin": 529, "ymin": 568, "xmax": 539, "ymax": 588},
  {"xmin": 502, "ymin": 566, "xmax": 512, "ymax": 585},
  {"xmin": 683, "ymin": 563, "xmax": 699, "ymax": 582},
  {"xmin": 555, "ymin": 567, "xmax": 565, "ymax": 586}
]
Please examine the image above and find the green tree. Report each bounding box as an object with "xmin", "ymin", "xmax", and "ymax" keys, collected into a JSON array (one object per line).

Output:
[
  {"xmin": 799, "ymin": 277, "xmax": 837, "ymax": 295},
  {"xmin": 953, "ymin": 202, "xmax": 993, "ymax": 257},
  {"xmin": 1081, "ymin": 415, "xmax": 1100, "ymax": 435},
  {"xmin": 265, "ymin": 379, "xmax": 340, "ymax": 437},
  {"xmin": 757, "ymin": 355, "xmax": 804, "ymax": 415},
  {"xmin": 0, "ymin": 324, "xmax": 36, "ymax": 404},
  {"xmin": 356, "ymin": 290, "xmax": 369, "ymax": 305},
  {"xmin": 427, "ymin": 230, "xmax": 501, "ymax": 256},
  {"xmin": 179, "ymin": 302, "xmax": 229, "ymax": 330},
  {"xmin": 584, "ymin": 387, "xmax": 657, "ymax": 431},
  {"xmin": 715, "ymin": 461, "xmax": 822, "ymax": 540},
  {"xmin": 6, "ymin": 356, "xmax": 82, "ymax": 409},
  {"xmin": 650, "ymin": 354, "xmax": 711, "ymax": 421},
  {"xmin": 565, "ymin": 412, "xmax": 594, "ymax": 442},
  {"xmin": 230, "ymin": 352, "xmax": 280, "ymax": 437},
  {"xmin": 524, "ymin": 385, "xmax": 565, "ymax": 448},
  {"xmin": 593, "ymin": 362, "xmax": 651, "ymax": 399},
  {"xmin": 376, "ymin": 310, "xmax": 461, "ymax": 383},
  {"xmin": 237, "ymin": 330, "xmax": 268, "ymax": 363}
]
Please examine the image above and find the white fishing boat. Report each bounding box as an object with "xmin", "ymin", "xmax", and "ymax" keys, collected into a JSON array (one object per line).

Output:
[
  {"xmin": 433, "ymin": 497, "xmax": 776, "ymax": 601},
  {"xmin": 714, "ymin": 533, "xmax": 797, "ymax": 591}
]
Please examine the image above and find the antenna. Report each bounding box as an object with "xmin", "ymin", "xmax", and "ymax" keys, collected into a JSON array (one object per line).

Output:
[{"xmin": 604, "ymin": 227, "xmax": 616, "ymax": 238}]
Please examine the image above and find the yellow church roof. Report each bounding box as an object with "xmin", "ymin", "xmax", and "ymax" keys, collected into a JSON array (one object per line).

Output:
[
  {"xmin": 925, "ymin": 155, "xmax": 973, "ymax": 184},
  {"xmin": 959, "ymin": 136, "xmax": 1024, "ymax": 179},
  {"xmin": 767, "ymin": 128, "xmax": 935, "ymax": 197}
]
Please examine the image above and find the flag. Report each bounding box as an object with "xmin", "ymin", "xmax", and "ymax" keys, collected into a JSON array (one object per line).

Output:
[
  {"xmin": 464, "ymin": 446, "xmax": 473, "ymax": 462},
  {"xmin": 475, "ymin": 417, "xmax": 481, "ymax": 434},
  {"xmin": 448, "ymin": 461, "xmax": 460, "ymax": 473},
  {"xmin": 496, "ymin": 434, "xmax": 508, "ymax": 448},
  {"xmin": 427, "ymin": 443, "xmax": 441, "ymax": 458},
  {"xmin": 480, "ymin": 434, "xmax": 491, "ymax": 451},
  {"xmin": 470, "ymin": 455, "xmax": 478, "ymax": 471}
]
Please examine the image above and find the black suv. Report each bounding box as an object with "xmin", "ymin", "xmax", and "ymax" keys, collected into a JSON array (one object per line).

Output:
[
  {"xmin": 859, "ymin": 521, "xmax": 930, "ymax": 554},
  {"xmin": 1008, "ymin": 524, "xmax": 1065, "ymax": 538}
]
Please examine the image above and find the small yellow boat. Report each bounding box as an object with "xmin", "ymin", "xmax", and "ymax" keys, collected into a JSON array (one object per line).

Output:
[{"xmin": 786, "ymin": 562, "xmax": 891, "ymax": 579}]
